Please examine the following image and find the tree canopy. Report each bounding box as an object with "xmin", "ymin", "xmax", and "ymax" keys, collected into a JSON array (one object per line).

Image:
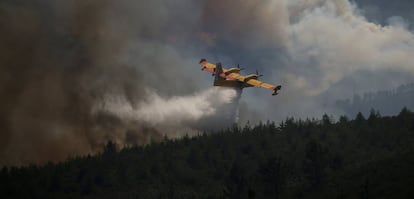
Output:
[{"xmin": 1, "ymin": 108, "xmax": 414, "ymax": 198}]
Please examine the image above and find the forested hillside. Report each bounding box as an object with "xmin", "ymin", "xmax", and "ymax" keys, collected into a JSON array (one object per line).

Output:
[
  {"xmin": 336, "ymin": 83, "xmax": 414, "ymax": 117},
  {"xmin": 1, "ymin": 108, "xmax": 414, "ymax": 199}
]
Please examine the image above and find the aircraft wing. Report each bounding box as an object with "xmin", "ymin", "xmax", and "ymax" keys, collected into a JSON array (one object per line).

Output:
[
  {"xmin": 245, "ymin": 79, "xmax": 276, "ymax": 90},
  {"xmin": 226, "ymin": 73, "xmax": 281, "ymax": 95},
  {"xmin": 225, "ymin": 72, "xmax": 243, "ymax": 81}
]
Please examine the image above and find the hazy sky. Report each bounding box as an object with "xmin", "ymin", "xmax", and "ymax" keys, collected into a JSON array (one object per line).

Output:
[{"xmin": 1, "ymin": 0, "xmax": 413, "ymax": 165}]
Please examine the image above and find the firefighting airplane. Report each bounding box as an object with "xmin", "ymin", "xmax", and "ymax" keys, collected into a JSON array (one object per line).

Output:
[{"xmin": 199, "ymin": 59, "xmax": 282, "ymax": 95}]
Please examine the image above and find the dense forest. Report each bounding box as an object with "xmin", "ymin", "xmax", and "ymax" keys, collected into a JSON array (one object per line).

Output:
[
  {"xmin": 336, "ymin": 83, "xmax": 414, "ymax": 117},
  {"xmin": 1, "ymin": 108, "xmax": 414, "ymax": 198}
]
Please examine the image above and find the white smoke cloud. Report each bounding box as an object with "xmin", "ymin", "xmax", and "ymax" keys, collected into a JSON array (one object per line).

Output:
[
  {"xmin": 284, "ymin": 0, "xmax": 414, "ymax": 96},
  {"xmin": 236, "ymin": 0, "xmax": 414, "ymax": 122}
]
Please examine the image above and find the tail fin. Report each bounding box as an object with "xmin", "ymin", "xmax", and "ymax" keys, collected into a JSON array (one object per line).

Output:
[
  {"xmin": 214, "ymin": 62, "xmax": 224, "ymax": 81},
  {"xmin": 213, "ymin": 62, "xmax": 230, "ymax": 86}
]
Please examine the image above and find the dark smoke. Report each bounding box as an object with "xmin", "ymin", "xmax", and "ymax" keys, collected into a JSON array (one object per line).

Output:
[
  {"xmin": 0, "ymin": 0, "xmax": 244, "ymax": 166},
  {"xmin": 0, "ymin": 0, "xmax": 210, "ymax": 166},
  {"xmin": 0, "ymin": 0, "xmax": 148, "ymax": 165}
]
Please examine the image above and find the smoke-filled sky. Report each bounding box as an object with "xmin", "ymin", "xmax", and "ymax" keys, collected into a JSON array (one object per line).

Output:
[{"xmin": 1, "ymin": 0, "xmax": 413, "ymax": 165}]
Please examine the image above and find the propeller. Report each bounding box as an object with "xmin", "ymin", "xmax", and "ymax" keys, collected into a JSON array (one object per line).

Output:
[
  {"xmin": 237, "ymin": 64, "xmax": 245, "ymax": 71},
  {"xmin": 256, "ymin": 69, "xmax": 263, "ymax": 77}
]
